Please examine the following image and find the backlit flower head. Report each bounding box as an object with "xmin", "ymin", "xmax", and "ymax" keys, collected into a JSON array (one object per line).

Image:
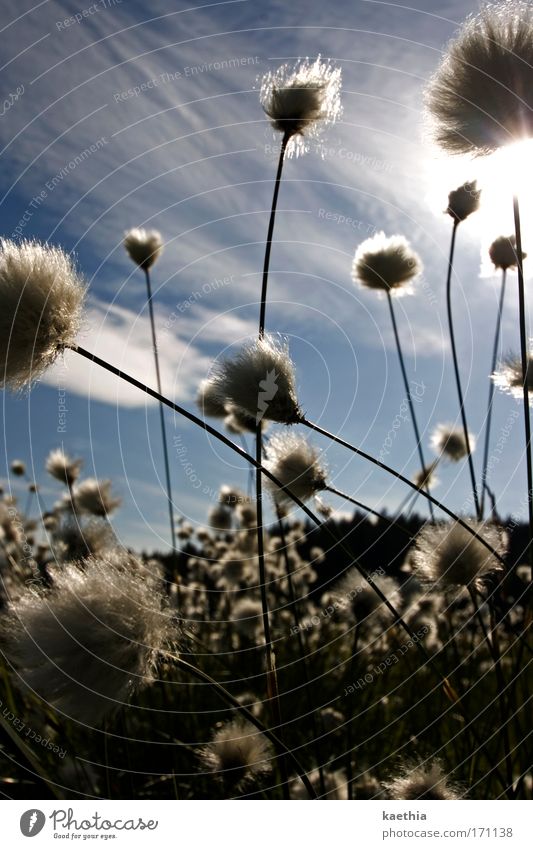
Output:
[
  {"xmin": 210, "ymin": 335, "xmax": 302, "ymax": 425},
  {"xmin": 352, "ymin": 232, "xmax": 422, "ymax": 296},
  {"xmin": 0, "ymin": 240, "xmax": 86, "ymax": 390},
  {"xmin": 493, "ymin": 350, "xmax": 533, "ymax": 403},
  {"xmin": 10, "ymin": 460, "xmax": 26, "ymax": 477},
  {"xmin": 223, "ymin": 404, "xmax": 258, "ymax": 434},
  {"xmin": 413, "ymin": 460, "xmax": 439, "ymax": 491},
  {"xmin": 430, "ymin": 423, "xmax": 476, "ymax": 461},
  {"xmin": 446, "ymin": 181, "xmax": 481, "ymax": 222},
  {"xmin": 123, "ymin": 228, "xmax": 163, "ymax": 271},
  {"xmin": 196, "ymin": 378, "xmax": 227, "ymax": 419},
  {"xmin": 489, "ymin": 235, "xmax": 526, "ymax": 270},
  {"xmin": 411, "ymin": 520, "xmax": 505, "ymax": 589},
  {"xmin": 425, "ymin": 2, "xmax": 533, "ymax": 155},
  {"xmin": 45, "ymin": 448, "xmax": 83, "ymax": 487},
  {"xmin": 199, "ymin": 718, "xmax": 274, "ymax": 792},
  {"xmin": 73, "ymin": 478, "xmax": 121, "ymax": 517},
  {"xmin": 1, "ymin": 551, "xmax": 175, "ymax": 724},
  {"xmin": 384, "ymin": 761, "xmax": 464, "ymax": 800},
  {"xmin": 264, "ymin": 431, "xmax": 327, "ymax": 505},
  {"xmin": 260, "ymin": 56, "xmax": 342, "ymax": 157},
  {"xmin": 332, "ymin": 571, "xmax": 402, "ymax": 625}
]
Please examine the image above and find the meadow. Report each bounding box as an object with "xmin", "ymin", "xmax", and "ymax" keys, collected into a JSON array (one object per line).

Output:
[{"xmin": 0, "ymin": 0, "xmax": 532, "ymax": 801}]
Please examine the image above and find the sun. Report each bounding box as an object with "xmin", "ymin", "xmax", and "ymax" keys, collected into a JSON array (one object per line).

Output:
[{"xmin": 424, "ymin": 139, "xmax": 533, "ymax": 278}]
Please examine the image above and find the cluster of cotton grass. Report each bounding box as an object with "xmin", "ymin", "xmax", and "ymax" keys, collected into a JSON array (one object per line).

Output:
[
  {"xmin": 0, "ymin": 19, "xmax": 531, "ymax": 800},
  {"xmin": 2, "ymin": 453, "xmax": 529, "ymax": 798}
]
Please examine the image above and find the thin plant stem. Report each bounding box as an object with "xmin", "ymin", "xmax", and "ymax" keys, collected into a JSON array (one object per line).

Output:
[
  {"xmin": 144, "ymin": 267, "xmax": 178, "ymax": 559},
  {"xmin": 398, "ymin": 458, "xmax": 441, "ymax": 518},
  {"xmin": 467, "ymin": 587, "xmax": 513, "ymax": 793},
  {"xmin": 69, "ymin": 344, "xmax": 505, "ymax": 563},
  {"xmin": 302, "ymin": 417, "xmax": 504, "ymax": 566},
  {"xmin": 255, "ymin": 424, "xmax": 289, "ymax": 797},
  {"xmin": 512, "ymin": 195, "xmax": 533, "ymax": 581},
  {"xmin": 258, "ymin": 132, "xmax": 290, "ymax": 339},
  {"xmin": 386, "ymin": 291, "xmax": 434, "ymax": 521},
  {"xmin": 171, "ymin": 654, "xmax": 316, "ymax": 799},
  {"xmin": 66, "ymin": 344, "xmax": 509, "ymax": 790},
  {"xmin": 480, "ymin": 269, "xmax": 507, "ymax": 519},
  {"xmin": 256, "ymin": 129, "xmax": 291, "ymax": 792},
  {"xmin": 446, "ymin": 219, "xmax": 480, "ymax": 519}
]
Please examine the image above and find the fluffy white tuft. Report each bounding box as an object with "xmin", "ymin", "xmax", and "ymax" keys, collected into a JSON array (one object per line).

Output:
[
  {"xmin": 123, "ymin": 228, "xmax": 163, "ymax": 270},
  {"xmin": 45, "ymin": 448, "xmax": 83, "ymax": 487},
  {"xmin": 425, "ymin": 2, "xmax": 533, "ymax": 155},
  {"xmin": 264, "ymin": 431, "xmax": 327, "ymax": 505},
  {"xmin": 493, "ymin": 350, "xmax": 533, "ymax": 403},
  {"xmin": 384, "ymin": 760, "xmax": 464, "ymax": 800},
  {"xmin": 352, "ymin": 232, "xmax": 422, "ymax": 295},
  {"xmin": 73, "ymin": 478, "xmax": 122, "ymax": 517},
  {"xmin": 411, "ymin": 520, "xmax": 505, "ymax": 589},
  {"xmin": 1, "ymin": 551, "xmax": 175, "ymax": 724},
  {"xmin": 0, "ymin": 240, "xmax": 86, "ymax": 390},
  {"xmin": 446, "ymin": 181, "xmax": 481, "ymax": 222},
  {"xmin": 209, "ymin": 335, "xmax": 302, "ymax": 425},
  {"xmin": 260, "ymin": 56, "xmax": 342, "ymax": 157}
]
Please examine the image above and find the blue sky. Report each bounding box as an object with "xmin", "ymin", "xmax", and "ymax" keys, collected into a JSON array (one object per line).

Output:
[{"xmin": 1, "ymin": 0, "xmax": 532, "ymax": 550}]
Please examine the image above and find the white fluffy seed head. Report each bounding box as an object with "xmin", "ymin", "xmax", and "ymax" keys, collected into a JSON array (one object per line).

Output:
[
  {"xmin": 413, "ymin": 460, "xmax": 439, "ymax": 491},
  {"xmin": 223, "ymin": 404, "xmax": 258, "ymax": 434},
  {"xmin": 0, "ymin": 240, "xmax": 86, "ymax": 391},
  {"xmin": 231, "ymin": 597, "xmax": 262, "ymax": 639},
  {"xmin": 264, "ymin": 431, "xmax": 327, "ymax": 505},
  {"xmin": 489, "ymin": 235, "xmax": 525, "ymax": 270},
  {"xmin": 384, "ymin": 761, "xmax": 464, "ymax": 800},
  {"xmin": 430, "ymin": 423, "xmax": 476, "ymax": 461},
  {"xmin": 493, "ymin": 351, "xmax": 533, "ymax": 403},
  {"xmin": 425, "ymin": 2, "xmax": 533, "ymax": 155},
  {"xmin": 352, "ymin": 232, "xmax": 422, "ymax": 296},
  {"xmin": 210, "ymin": 336, "xmax": 302, "ymax": 425},
  {"xmin": 123, "ymin": 228, "xmax": 163, "ymax": 270},
  {"xmin": 199, "ymin": 718, "xmax": 274, "ymax": 792},
  {"xmin": 73, "ymin": 478, "xmax": 121, "ymax": 517},
  {"xmin": 446, "ymin": 181, "xmax": 481, "ymax": 222},
  {"xmin": 260, "ymin": 56, "xmax": 342, "ymax": 157},
  {"xmin": 411, "ymin": 521, "xmax": 505, "ymax": 589},
  {"xmin": 45, "ymin": 448, "xmax": 83, "ymax": 487},
  {"xmin": 196, "ymin": 378, "xmax": 228, "ymax": 419},
  {"xmin": 1, "ymin": 551, "xmax": 175, "ymax": 725}
]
